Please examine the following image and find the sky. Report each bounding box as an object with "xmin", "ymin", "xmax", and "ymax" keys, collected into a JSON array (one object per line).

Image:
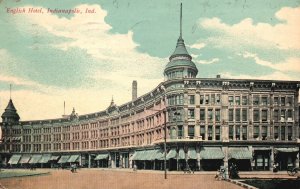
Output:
[{"xmin": 0, "ymin": 0, "xmax": 300, "ymax": 121}]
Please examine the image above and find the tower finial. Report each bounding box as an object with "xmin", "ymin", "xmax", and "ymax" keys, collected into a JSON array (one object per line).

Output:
[
  {"xmin": 9, "ymin": 84, "xmax": 12, "ymax": 99},
  {"xmin": 180, "ymin": 3, "xmax": 182, "ymax": 38}
]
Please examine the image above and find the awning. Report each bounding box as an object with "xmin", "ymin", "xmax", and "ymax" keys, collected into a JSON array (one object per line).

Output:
[
  {"xmin": 50, "ymin": 155, "xmax": 60, "ymax": 161},
  {"xmin": 166, "ymin": 149, "xmax": 177, "ymax": 160},
  {"xmin": 58, "ymin": 155, "xmax": 70, "ymax": 163},
  {"xmin": 94, "ymin": 154, "xmax": 109, "ymax": 160},
  {"xmin": 228, "ymin": 147, "xmax": 252, "ymax": 159},
  {"xmin": 188, "ymin": 148, "xmax": 197, "ymax": 159},
  {"xmin": 132, "ymin": 151, "xmax": 145, "ymax": 161},
  {"xmin": 275, "ymin": 147, "xmax": 299, "ymax": 153},
  {"xmin": 8, "ymin": 154, "xmax": 21, "ymax": 165},
  {"xmin": 200, "ymin": 147, "xmax": 224, "ymax": 160},
  {"xmin": 151, "ymin": 149, "xmax": 164, "ymax": 160},
  {"xmin": 178, "ymin": 148, "xmax": 185, "ymax": 160},
  {"xmin": 39, "ymin": 154, "xmax": 51, "ymax": 163},
  {"xmin": 67, "ymin": 155, "xmax": 80, "ymax": 163},
  {"xmin": 19, "ymin": 154, "xmax": 31, "ymax": 164},
  {"xmin": 29, "ymin": 154, "xmax": 42, "ymax": 164}
]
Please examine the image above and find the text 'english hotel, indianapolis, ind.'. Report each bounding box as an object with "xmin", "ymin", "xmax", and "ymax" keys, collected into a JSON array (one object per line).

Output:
[{"xmin": 1, "ymin": 4, "xmax": 300, "ymax": 172}]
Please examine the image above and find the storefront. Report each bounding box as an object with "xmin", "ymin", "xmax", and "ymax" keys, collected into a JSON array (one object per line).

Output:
[
  {"xmin": 275, "ymin": 147, "xmax": 299, "ymax": 170},
  {"xmin": 200, "ymin": 147, "xmax": 224, "ymax": 171},
  {"xmin": 253, "ymin": 148, "xmax": 270, "ymax": 171},
  {"xmin": 228, "ymin": 147, "xmax": 252, "ymax": 171}
]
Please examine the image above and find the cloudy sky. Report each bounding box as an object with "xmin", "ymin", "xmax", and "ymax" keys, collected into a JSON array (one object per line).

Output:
[{"xmin": 0, "ymin": 0, "xmax": 299, "ymax": 120}]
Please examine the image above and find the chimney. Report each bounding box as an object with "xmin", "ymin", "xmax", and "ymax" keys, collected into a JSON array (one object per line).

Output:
[
  {"xmin": 132, "ymin": 80, "xmax": 137, "ymax": 100},
  {"xmin": 216, "ymin": 75, "xmax": 221, "ymax": 79}
]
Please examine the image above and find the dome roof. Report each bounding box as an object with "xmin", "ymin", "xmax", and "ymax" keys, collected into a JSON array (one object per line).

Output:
[
  {"xmin": 1, "ymin": 99, "xmax": 20, "ymax": 123},
  {"xmin": 169, "ymin": 37, "xmax": 192, "ymax": 61},
  {"xmin": 165, "ymin": 59, "xmax": 197, "ymax": 70}
]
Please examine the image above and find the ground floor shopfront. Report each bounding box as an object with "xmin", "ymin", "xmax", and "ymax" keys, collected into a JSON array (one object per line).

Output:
[{"xmin": 1, "ymin": 144, "xmax": 299, "ymax": 172}]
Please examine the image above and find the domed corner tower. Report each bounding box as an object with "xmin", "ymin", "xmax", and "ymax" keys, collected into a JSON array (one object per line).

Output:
[
  {"xmin": 1, "ymin": 99, "xmax": 20, "ymax": 126},
  {"xmin": 164, "ymin": 3, "xmax": 198, "ymax": 81}
]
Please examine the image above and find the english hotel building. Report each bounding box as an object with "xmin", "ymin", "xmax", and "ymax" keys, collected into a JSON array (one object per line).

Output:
[{"xmin": 1, "ymin": 6, "xmax": 300, "ymax": 172}]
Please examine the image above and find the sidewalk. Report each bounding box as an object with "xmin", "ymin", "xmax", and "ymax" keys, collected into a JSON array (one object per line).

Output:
[{"xmin": 78, "ymin": 168, "xmax": 298, "ymax": 178}]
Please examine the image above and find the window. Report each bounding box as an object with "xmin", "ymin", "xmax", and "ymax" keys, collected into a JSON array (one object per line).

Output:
[
  {"xmin": 200, "ymin": 126, "xmax": 205, "ymax": 140},
  {"xmin": 229, "ymin": 125, "xmax": 234, "ymax": 140},
  {"xmin": 253, "ymin": 126, "xmax": 259, "ymax": 139},
  {"xmin": 229, "ymin": 96, "xmax": 234, "ymax": 105},
  {"xmin": 273, "ymin": 97, "xmax": 279, "ymax": 106},
  {"xmin": 178, "ymin": 126, "xmax": 183, "ymax": 138},
  {"xmin": 262, "ymin": 97, "xmax": 268, "ymax": 105},
  {"xmin": 211, "ymin": 94, "xmax": 215, "ymax": 105},
  {"xmin": 208, "ymin": 109, "xmax": 213, "ymax": 122},
  {"xmin": 200, "ymin": 95, "xmax": 204, "ymax": 104},
  {"xmin": 261, "ymin": 126, "xmax": 267, "ymax": 140},
  {"xmin": 287, "ymin": 97, "xmax": 292, "ymax": 106},
  {"xmin": 274, "ymin": 126, "xmax": 279, "ymax": 140},
  {"xmin": 253, "ymin": 110, "xmax": 260, "ymax": 122},
  {"xmin": 281, "ymin": 127, "xmax": 285, "ymax": 140},
  {"xmin": 188, "ymin": 126, "xmax": 195, "ymax": 138},
  {"xmin": 200, "ymin": 109, "xmax": 205, "ymax": 121},
  {"xmin": 228, "ymin": 109, "xmax": 234, "ymax": 121},
  {"xmin": 205, "ymin": 95, "xmax": 210, "ymax": 105},
  {"xmin": 235, "ymin": 126, "xmax": 240, "ymax": 140},
  {"xmin": 280, "ymin": 97, "xmax": 285, "ymax": 106},
  {"xmin": 208, "ymin": 126, "xmax": 213, "ymax": 140},
  {"xmin": 216, "ymin": 94, "xmax": 221, "ymax": 104},
  {"xmin": 189, "ymin": 95, "xmax": 195, "ymax": 104},
  {"xmin": 188, "ymin": 109, "xmax": 195, "ymax": 119},
  {"xmin": 215, "ymin": 109, "xmax": 220, "ymax": 122},
  {"xmin": 262, "ymin": 110, "xmax": 268, "ymax": 121},
  {"xmin": 288, "ymin": 126, "xmax": 292, "ymax": 140},
  {"xmin": 235, "ymin": 96, "xmax": 240, "ymax": 105},
  {"xmin": 242, "ymin": 109, "xmax": 247, "ymax": 121},
  {"xmin": 274, "ymin": 110, "xmax": 279, "ymax": 122},
  {"xmin": 215, "ymin": 126, "xmax": 220, "ymax": 140},
  {"xmin": 242, "ymin": 126, "xmax": 247, "ymax": 140},
  {"xmin": 253, "ymin": 96, "xmax": 259, "ymax": 105},
  {"xmin": 280, "ymin": 110, "xmax": 285, "ymax": 122},
  {"xmin": 235, "ymin": 109, "xmax": 240, "ymax": 122},
  {"xmin": 287, "ymin": 110, "xmax": 293, "ymax": 121},
  {"xmin": 242, "ymin": 96, "xmax": 248, "ymax": 105}
]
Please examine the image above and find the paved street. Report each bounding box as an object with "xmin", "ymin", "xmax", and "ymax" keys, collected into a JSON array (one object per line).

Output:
[{"xmin": 0, "ymin": 169, "xmax": 242, "ymax": 189}]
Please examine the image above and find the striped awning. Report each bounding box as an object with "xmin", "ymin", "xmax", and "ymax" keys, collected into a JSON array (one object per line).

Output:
[
  {"xmin": 200, "ymin": 147, "xmax": 224, "ymax": 160},
  {"xmin": 8, "ymin": 154, "xmax": 21, "ymax": 165},
  {"xmin": 152, "ymin": 149, "xmax": 164, "ymax": 160},
  {"xmin": 19, "ymin": 154, "xmax": 31, "ymax": 164},
  {"xmin": 58, "ymin": 155, "xmax": 70, "ymax": 163},
  {"xmin": 228, "ymin": 147, "xmax": 252, "ymax": 159},
  {"xmin": 50, "ymin": 155, "xmax": 60, "ymax": 161},
  {"xmin": 166, "ymin": 149, "xmax": 177, "ymax": 160},
  {"xmin": 67, "ymin": 155, "xmax": 80, "ymax": 163},
  {"xmin": 132, "ymin": 151, "xmax": 145, "ymax": 161},
  {"xmin": 275, "ymin": 147, "xmax": 299, "ymax": 153},
  {"xmin": 29, "ymin": 154, "xmax": 42, "ymax": 164},
  {"xmin": 39, "ymin": 154, "xmax": 51, "ymax": 163},
  {"xmin": 188, "ymin": 148, "xmax": 197, "ymax": 159},
  {"xmin": 94, "ymin": 154, "xmax": 109, "ymax": 160},
  {"xmin": 178, "ymin": 148, "xmax": 185, "ymax": 160}
]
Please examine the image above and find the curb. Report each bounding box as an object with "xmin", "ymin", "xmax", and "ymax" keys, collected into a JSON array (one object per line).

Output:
[{"xmin": 226, "ymin": 179, "xmax": 258, "ymax": 189}]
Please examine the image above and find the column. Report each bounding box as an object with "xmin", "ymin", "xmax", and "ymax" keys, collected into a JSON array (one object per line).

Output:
[
  {"xmin": 79, "ymin": 154, "xmax": 82, "ymax": 166},
  {"xmin": 184, "ymin": 125, "xmax": 188, "ymax": 139},
  {"xmin": 270, "ymin": 147, "xmax": 274, "ymax": 171},
  {"xmin": 205, "ymin": 125, "xmax": 208, "ymax": 140},
  {"xmin": 249, "ymin": 146, "xmax": 254, "ymax": 171},
  {"xmin": 197, "ymin": 146, "xmax": 201, "ymax": 171},
  {"xmin": 295, "ymin": 147, "xmax": 299, "ymax": 168},
  {"xmin": 222, "ymin": 146, "xmax": 229, "ymax": 179},
  {"xmin": 88, "ymin": 154, "xmax": 91, "ymax": 168}
]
